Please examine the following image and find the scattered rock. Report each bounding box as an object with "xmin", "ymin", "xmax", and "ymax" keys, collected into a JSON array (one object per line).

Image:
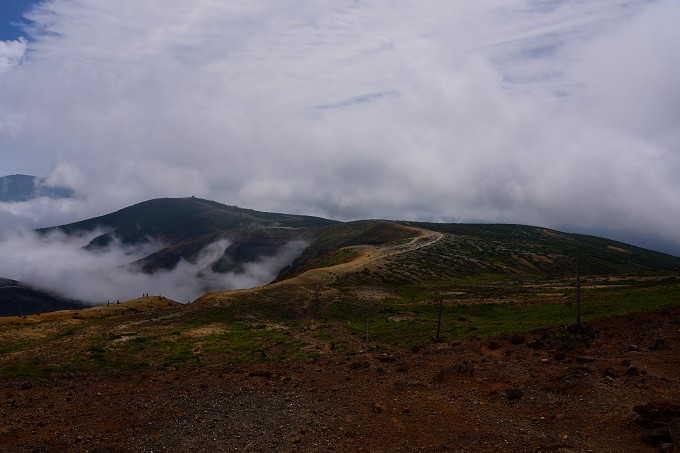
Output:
[
  {"xmin": 634, "ymin": 401, "xmax": 680, "ymax": 428},
  {"xmin": 505, "ymin": 388, "xmax": 523, "ymax": 401},
  {"xmin": 659, "ymin": 442, "xmax": 674, "ymax": 453},
  {"xmin": 527, "ymin": 340, "xmax": 545, "ymax": 350},
  {"xmin": 668, "ymin": 417, "xmax": 680, "ymax": 440},
  {"xmin": 433, "ymin": 364, "xmax": 474, "ymax": 383},
  {"xmin": 396, "ymin": 363, "xmax": 409, "ymax": 373},
  {"xmin": 628, "ymin": 344, "xmax": 639, "ymax": 352},
  {"xmin": 553, "ymin": 351, "xmax": 567, "ymax": 361},
  {"xmin": 575, "ymin": 356, "xmax": 595, "ymax": 364},
  {"xmin": 648, "ymin": 338, "xmax": 665, "ymax": 350},
  {"xmin": 602, "ymin": 368, "xmax": 617, "ymax": 378},
  {"xmin": 509, "ymin": 335, "xmax": 526, "ymax": 345},
  {"xmin": 248, "ymin": 370, "xmax": 272, "ymax": 378},
  {"xmin": 566, "ymin": 324, "xmax": 597, "ymax": 341},
  {"xmin": 624, "ymin": 366, "xmax": 640, "ymax": 376},
  {"xmin": 373, "ymin": 402, "xmax": 386, "ymax": 414},
  {"xmin": 376, "ymin": 354, "xmax": 396, "ymax": 363},
  {"xmin": 349, "ymin": 361, "xmax": 371, "ymax": 370},
  {"xmin": 641, "ymin": 426, "xmax": 671, "ymax": 447},
  {"xmin": 487, "ymin": 340, "xmax": 502, "ymax": 350}
]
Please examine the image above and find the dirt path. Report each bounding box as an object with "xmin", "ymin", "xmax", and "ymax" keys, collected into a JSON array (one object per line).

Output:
[
  {"xmin": 199, "ymin": 225, "xmax": 443, "ymax": 303},
  {"xmin": 294, "ymin": 227, "xmax": 442, "ymax": 285}
]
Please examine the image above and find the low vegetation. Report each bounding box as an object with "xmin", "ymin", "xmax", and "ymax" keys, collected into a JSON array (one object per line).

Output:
[{"xmin": 2, "ymin": 216, "xmax": 680, "ymax": 378}]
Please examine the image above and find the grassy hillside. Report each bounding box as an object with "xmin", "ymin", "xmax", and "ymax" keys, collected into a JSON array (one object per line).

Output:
[
  {"xmin": 276, "ymin": 220, "xmax": 421, "ymax": 280},
  {"xmin": 3, "ymin": 200, "xmax": 680, "ymax": 378},
  {"xmin": 337, "ymin": 222, "xmax": 680, "ymax": 287}
]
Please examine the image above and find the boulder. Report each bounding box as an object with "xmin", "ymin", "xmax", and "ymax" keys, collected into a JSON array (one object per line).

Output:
[
  {"xmin": 624, "ymin": 366, "xmax": 640, "ymax": 376},
  {"xmin": 648, "ymin": 338, "xmax": 665, "ymax": 350},
  {"xmin": 641, "ymin": 426, "xmax": 671, "ymax": 447}
]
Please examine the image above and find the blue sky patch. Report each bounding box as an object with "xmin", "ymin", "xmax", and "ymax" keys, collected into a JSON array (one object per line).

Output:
[
  {"xmin": 0, "ymin": 0, "xmax": 38, "ymax": 41},
  {"xmin": 315, "ymin": 90, "xmax": 400, "ymax": 110}
]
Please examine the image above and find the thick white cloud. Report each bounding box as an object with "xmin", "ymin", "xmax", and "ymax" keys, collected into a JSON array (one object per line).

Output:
[
  {"xmin": 0, "ymin": 37, "xmax": 26, "ymax": 73},
  {"xmin": 0, "ymin": 229, "xmax": 309, "ymax": 303},
  {"xmin": 0, "ymin": 0, "xmax": 679, "ymax": 254}
]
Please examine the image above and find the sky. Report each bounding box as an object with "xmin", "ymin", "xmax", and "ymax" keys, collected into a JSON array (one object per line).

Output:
[
  {"xmin": 1, "ymin": 0, "xmax": 680, "ymax": 256},
  {"xmin": 0, "ymin": 1, "xmax": 35, "ymax": 41}
]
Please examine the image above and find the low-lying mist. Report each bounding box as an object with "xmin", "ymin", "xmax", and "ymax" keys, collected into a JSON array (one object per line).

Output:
[{"xmin": 0, "ymin": 228, "xmax": 308, "ymax": 304}]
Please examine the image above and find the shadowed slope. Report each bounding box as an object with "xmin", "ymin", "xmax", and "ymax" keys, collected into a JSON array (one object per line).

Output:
[{"xmin": 0, "ymin": 279, "xmax": 85, "ymax": 316}]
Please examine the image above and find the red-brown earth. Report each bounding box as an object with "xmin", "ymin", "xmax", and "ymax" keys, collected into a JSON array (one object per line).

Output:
[{"xmin": 1, "ymin": 307, "xmax": 678, "ymax": 452}]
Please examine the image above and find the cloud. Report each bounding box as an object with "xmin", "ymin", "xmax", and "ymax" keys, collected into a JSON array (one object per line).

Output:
[
  {"xmin": 0, "ymin": 228, "xmax": 308, "ymax": 303},
  {"xmin": 0, "ymin": 0, "xmax": 679, "ymax": 255},
  {"xmin": 0, "ymin": 37, "xmax": 26, "ymax": 73}
]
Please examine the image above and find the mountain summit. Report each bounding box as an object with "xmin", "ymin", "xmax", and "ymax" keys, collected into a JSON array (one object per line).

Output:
[{"xmin": 41, "ymin": 197, "xmax": 339, "ymax": 273}]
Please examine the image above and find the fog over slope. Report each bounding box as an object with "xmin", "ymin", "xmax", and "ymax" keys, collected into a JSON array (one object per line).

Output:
[{"xmin": 0, "ymin": 228, "xmax": 308, "ymax": 304}]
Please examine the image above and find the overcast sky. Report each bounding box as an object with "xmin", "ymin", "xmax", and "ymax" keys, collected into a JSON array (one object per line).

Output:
[{"xmin": 1, "ymin": 0, "xmax": 679, "ymax": 254}]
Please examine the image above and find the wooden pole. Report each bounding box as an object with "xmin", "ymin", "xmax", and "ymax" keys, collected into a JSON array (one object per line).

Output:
[
  {"xmin": 436, "ymin": 296, "xmax": 443, "ymax": 341},
  {"xmin": 365, "ymin": 317, "xmax": 369, "ymax": 350},
  {"xmin": 576, "ymin": 244, "xmax": 581, "ymax": 327}
]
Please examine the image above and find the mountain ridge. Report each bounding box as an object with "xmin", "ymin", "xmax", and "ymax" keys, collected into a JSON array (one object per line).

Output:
[
  {"xmin": 0, "ymin": 174, "xmax": 74, "ymax": 202},
  {"xmin": 3, "ymin": 196, "xmax": 680, "ymax": 316}
]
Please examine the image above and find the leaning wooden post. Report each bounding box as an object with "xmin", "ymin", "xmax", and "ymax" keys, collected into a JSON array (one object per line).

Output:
[
  {"xmin": 576, "ymin": 244, "xmax": 581, "ymax": 327},
  {"xmin": 365, "ymin": 317, "xmax": 369, "ymax": 350},
  {"xmin": 436, "ymin": 296, "xmax": 444, "ymax": 341}
]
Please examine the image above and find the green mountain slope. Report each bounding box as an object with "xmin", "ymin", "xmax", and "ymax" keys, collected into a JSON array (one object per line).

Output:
[
  {"xmin": 36, "ymin": 197, "xmax": 680, "ymax": 281},
  {"xmin": 279, "ymin": 221, "xmax": 680, "ymax": 285},
  {"xmin": 3, "ymin": 199, "xmax": 680, "ymax": 378},
  {"xmin": 39, "ymin": 197, "xmax": 340, "ymax": 272},
  {"xmin": 19, "ymin": 196, "xmax": 680, "ymax": 320},
  {"xmin": 43, "ymin": 197, "xmax": 337, "ymax": 245}
]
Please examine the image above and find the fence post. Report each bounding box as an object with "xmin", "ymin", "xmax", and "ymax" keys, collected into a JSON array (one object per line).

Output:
[
  {"xmin": 365, "ymin": 317, "xmax": 369, "ymax": 350},
  {"xmin": 576, "ymin": 244, "xmax": 581, "ymax": 327},
  {"xmin": 436, "ymin": 296, "xmax": 443, "ymax": 341}
]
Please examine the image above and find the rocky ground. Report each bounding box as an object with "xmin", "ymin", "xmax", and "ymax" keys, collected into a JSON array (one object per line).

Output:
[{"xmin": 1, "ymin": 307, "xmax": 678, "ymax": 452}]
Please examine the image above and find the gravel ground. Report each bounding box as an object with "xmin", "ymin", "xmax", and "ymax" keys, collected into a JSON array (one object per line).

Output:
[{"xmin": 1, "ymin": 308, "xmax": 679, "ymax": 452}]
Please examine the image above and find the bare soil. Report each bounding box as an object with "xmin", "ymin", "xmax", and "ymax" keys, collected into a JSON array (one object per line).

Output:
[{"xmin": 1, "ymin": 308, "xmax": 678, "ymax": 452}]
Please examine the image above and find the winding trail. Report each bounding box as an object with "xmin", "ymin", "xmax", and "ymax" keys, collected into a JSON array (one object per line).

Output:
[
  {"xmin": 269, "ymin": 224, "xmax": 441, "ymax": 287},
  {"xmin": 198, "ymin": 224, "xmax": 443, "ymax": 302}
]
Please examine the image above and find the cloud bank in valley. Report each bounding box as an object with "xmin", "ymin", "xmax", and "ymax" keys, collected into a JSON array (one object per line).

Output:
[
  {"xmin": 0, "ymin": 228, "xmax": 308, "ymax": 303},
  {"xmin": 0, "ymin": 0, "xmax": 679, "ymax": 255}
]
